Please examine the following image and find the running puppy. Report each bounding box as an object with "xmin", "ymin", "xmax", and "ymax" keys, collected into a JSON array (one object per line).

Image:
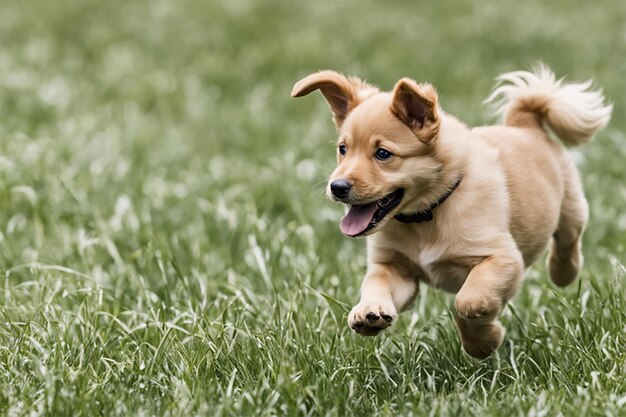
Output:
[{"xmin": 292, "ymin": 66, "xmax": 611, "ymax": 358}]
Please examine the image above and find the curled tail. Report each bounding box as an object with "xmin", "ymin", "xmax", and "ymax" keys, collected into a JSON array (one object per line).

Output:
[{"xmin": 486, "ymin": 65, "xmax": 612, "ymax": 146}]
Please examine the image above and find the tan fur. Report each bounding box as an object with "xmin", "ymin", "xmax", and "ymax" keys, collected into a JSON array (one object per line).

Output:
[{"xmin": 292, "ymin": 67, "xmax": 611, "ymax": 358}]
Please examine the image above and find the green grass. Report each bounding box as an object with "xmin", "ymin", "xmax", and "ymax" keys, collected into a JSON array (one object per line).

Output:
[{"xmin": 1, "ymin": 1, "xmax": 625, "ymax": 416}]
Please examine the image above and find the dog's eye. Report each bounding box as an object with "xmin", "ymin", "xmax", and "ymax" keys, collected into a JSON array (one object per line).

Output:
[
  {"xmin": 338, "ymin": 144, "xmax": 346, "ymax": 156},
  {"xmin": 375, "ymin": 148, "xmax": 393, "ymax": 160}
]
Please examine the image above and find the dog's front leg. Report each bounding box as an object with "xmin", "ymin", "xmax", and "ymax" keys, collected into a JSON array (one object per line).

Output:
[
  {"xmin": 348, "ymin": 259, "xmax": 418, "ymax": 336},
  {"xmin": 454, "ymin": 250, "xmax": 524, "ymax": 358}
]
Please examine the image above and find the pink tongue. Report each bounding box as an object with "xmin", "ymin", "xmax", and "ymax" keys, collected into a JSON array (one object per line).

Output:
[{"xmin": 340, "ymin": 203, "xmax": 378, "ymax": 236}]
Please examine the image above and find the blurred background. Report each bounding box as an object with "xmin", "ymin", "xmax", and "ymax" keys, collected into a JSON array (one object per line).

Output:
[
  {"xmin": 1, "ymin": 0, "xmax": 624, "ymax": 283},
  {"xmin": 0, "ymin": 1, "xmax": 624, "ymax": 415}
]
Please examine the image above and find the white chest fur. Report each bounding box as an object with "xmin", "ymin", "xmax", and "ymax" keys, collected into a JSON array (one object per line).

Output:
[
  {"xmin": 373, "ymin": 211, "xmax": 506, "ymax": 294},
  {"xmin": 393, "ymin": 228, "xmax": 475, "ymax": 293}
]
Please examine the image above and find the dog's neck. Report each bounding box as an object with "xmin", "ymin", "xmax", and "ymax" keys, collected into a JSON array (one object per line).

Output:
[{"xmin": 394, "ymin": 175, "xmax": 463, "ymax": 224}]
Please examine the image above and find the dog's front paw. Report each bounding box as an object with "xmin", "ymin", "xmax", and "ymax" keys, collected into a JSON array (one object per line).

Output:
[{"xmin": 348, "ymin": 299, "xmax": 397, "ymax": 336}]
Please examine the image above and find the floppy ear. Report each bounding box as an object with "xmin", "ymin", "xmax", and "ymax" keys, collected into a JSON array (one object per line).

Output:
[
  {"xmin": 390, "ymin": 78, "xmax": 440, "ymax": 142},
  {"xmin": 292, "ymin": 70, "xmax": 377, "ymax": 128}
]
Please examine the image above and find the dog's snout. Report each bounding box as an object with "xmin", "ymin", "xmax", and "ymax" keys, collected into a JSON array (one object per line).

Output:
[{"xmin": 330, "ymin": 179, "xmax": 352, "ymax": 199}]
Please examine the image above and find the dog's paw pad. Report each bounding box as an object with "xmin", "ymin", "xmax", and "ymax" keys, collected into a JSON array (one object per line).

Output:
[
  {"xmin": 348, "ymin": 300, "xmax": 397, "ymax": 336},
  {"xmin": 351, "ymin": 322, "xmax": 365, "ymax": 330},
  {"xmin": 365, "ymin": 312, "xmax": 379, "ymax": 321}
]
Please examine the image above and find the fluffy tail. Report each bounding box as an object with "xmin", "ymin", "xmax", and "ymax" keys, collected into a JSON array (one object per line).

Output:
[{"xmin": 486, "ymin": 65, "xmax": 612, "ymax": 146}]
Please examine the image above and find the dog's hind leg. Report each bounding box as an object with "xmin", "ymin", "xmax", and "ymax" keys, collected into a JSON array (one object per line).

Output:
[
  {"xmin": 548, "ymin": 159, "xmax": 589, "ymax": 287},
  {"xmin": 454, "ymin": 249, "xmax": 524, "ymax": 358}
]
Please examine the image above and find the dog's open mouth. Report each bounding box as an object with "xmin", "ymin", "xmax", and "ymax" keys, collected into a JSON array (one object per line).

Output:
[{"xmin": 340, "ymin": 189, "xmax": 404, "ymax": 237}]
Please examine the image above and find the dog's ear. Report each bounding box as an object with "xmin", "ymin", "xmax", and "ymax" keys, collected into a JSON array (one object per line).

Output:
[
  {"xmin": 292, "ymin": 71, "xmax": 377, "ymax": 128},
  {"xmin": 391, "ymin": 78, "xmax": 440, "ymax": 142}
]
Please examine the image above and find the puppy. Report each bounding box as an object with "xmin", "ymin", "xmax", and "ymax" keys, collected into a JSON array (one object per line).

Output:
[{"xmin": 292, "ymin": 66, "xmax": 611, "ymax": 358}]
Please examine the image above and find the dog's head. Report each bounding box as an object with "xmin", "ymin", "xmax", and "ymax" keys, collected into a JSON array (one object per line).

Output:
[{"xmin": 292, "ymin": 71, "xmax": 444, "ymax": 237}]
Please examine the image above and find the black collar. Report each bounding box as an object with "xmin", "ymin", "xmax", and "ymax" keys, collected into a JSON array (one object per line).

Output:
[{"xmin": 394, "ymin": 176, "xmax": 463, "ymax": 224}]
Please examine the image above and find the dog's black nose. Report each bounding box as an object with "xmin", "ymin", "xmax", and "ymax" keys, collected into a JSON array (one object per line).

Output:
[{"xmin": 330, "ymin": 179, "xmax": 352, "ymax": 199}]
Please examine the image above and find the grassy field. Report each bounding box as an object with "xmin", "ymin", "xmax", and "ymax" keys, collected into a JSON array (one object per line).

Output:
[{"xmin": 1, "ymin": 1, "xmax": 625, "ymax": 416}]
